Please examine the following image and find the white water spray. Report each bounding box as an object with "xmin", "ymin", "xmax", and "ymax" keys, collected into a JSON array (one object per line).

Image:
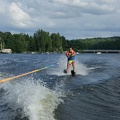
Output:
[
  {"xmin": 1, "ymin": 78, "xmax": 64, "ymax": 120},
  {"xmin": 48, "ymin": 56, "xmax": 89, "ymax": 76}
]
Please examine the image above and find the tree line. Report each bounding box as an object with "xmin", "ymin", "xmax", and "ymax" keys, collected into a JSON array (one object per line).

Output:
[{"xmin": 0, "ymin": 29, "xmax": 120, "ymax": 53}]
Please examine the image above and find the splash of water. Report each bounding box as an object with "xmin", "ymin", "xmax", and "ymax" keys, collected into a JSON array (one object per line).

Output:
[
  {"xmin": 47, "ymin": 56, "xmax": 89, "ymax": 76},
  {"xmin": 1, "ymin": 78, "xmax": 64, "ymax": 120}
]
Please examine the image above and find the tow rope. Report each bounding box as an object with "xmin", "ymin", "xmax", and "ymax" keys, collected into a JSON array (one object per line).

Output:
[{"xmin": 0, "ymin": 59, "xmax": 66, "ymax": 83}]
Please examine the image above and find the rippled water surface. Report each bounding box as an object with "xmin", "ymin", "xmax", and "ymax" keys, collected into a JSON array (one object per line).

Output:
[{"xmin": 0, "ymin": 53, "xmax": 120, "ymax": 120}]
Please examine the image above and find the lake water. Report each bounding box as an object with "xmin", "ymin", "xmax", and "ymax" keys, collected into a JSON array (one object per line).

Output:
[{"xmin": 0, "ymin": 53, "xmax": 120, "ymax": 120}]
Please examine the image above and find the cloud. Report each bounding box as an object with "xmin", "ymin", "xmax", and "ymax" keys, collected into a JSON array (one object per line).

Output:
[
  {"xmin": 9, "ymin": 3, "xmax": 32, "ymax": 28},
  {"xmin": 52, "ymin": 0, "xmax": 118, "ymax": 15},
  {"xmin": 0, "ymin": 0, "xmax": 120, "ymax": 39}
]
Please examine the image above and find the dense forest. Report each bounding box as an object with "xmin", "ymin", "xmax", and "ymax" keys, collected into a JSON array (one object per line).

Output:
[{"xmin": 0, "ymin": 29, "xmax": 120, "ymax": 53}]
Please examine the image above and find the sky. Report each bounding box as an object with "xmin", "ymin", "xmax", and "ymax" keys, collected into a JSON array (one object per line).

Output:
[{"xmin": 0, "ymin": 0, "xmax": 120, "ymax": 39}]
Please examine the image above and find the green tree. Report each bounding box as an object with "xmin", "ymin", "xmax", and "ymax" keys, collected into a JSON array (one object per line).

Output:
[
  {"xmin": 51, "ymin": 33, "xmax": 63, "ymax": 52},
  {"xmin": 34, "ymin": 29, "xmax": 52, "ymax": 52}
]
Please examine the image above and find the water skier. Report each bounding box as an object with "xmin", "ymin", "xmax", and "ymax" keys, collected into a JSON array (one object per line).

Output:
[{"xmin": 64, "ymin": 47, "xmax": 76, "ymax": 75}]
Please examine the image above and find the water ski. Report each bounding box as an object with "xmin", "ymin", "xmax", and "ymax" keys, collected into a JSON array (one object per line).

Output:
[
  {"xmin": 71, "ymin": 70, "xmax": 76, "ymax": 76},
  {"xmin": 63, "ymin": 69, "xmax": 67, "ymax": 73},
  {"xmin": 63, "ymin": 69, "xmax": 76, "ymax": 76}
]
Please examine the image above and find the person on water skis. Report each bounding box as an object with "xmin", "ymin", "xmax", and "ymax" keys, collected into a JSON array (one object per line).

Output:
[{"xmin": 64, "ymin": 47, "xmax": 76, "ymax": 74}]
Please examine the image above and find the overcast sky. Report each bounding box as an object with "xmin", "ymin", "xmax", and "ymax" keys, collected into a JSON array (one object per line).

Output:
[{"xmin": 0, "ymin": 0, "xmax": 120, "ymax": 39}]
